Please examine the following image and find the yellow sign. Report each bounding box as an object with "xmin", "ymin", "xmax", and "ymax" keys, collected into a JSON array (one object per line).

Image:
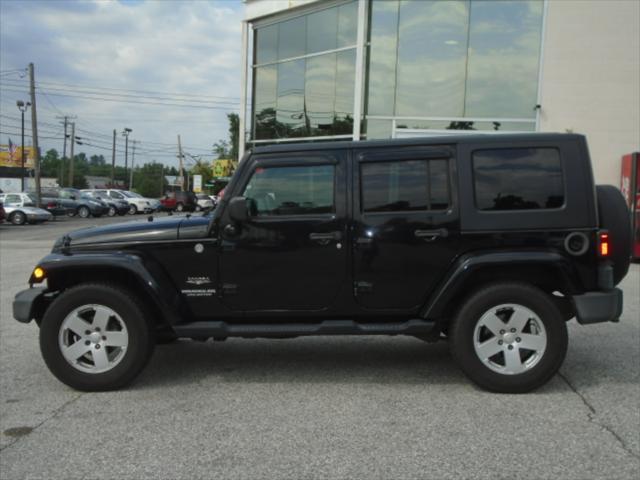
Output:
[
  {"xmin": 0, "ymin": 144, "xmax": 35, "ymax": 168},
  {"xmin": 213, "ymin": 159, "xmax": 234, "ymax": 178}
]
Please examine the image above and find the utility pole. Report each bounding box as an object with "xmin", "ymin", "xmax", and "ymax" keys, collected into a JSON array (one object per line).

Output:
[
  {"xmin": 129, "ymin": 140, "xmax": 136, "ymax": 189},
  {"xmin": 177, "ymin": 134, "xmax": 184, "ymax": 191},
  {"xmin": 122, "ymin": 128, "xmax": 132, "ymax": 189},
  {"xmin": 16, "ymin": 100, "xmax": 31, "ymax": 192},
  {"xmin": 56, "ymin": 115, "xmax": 75, "ymax": 187},
  {"xmin": 68, "ymin": 122, "xmax": 75, "ymax": 187},
  {"xmin": 28, "ymin": 63, "xmax": 41, "ymax": 206},
  {"xmin": 111, "ymin": 129, "xmax": 116, "ymax": 186}
]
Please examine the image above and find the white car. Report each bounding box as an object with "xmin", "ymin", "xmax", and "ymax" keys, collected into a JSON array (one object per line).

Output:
[
  {"xmin": 0, "ymin": 193, "xmax": 53, "ymax": 225},
  {"xmin": 195, "ymin": 194, "xmax": 214, "ymax": 211},
  {"xmin": 93, "ymin": 189, "xmax": 154, "ymax": 215}
]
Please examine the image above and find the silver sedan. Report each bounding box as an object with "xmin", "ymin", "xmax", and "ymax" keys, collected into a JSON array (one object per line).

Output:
[{"xmin": 3, "ymin": 205, "xmax": 53, "ymax": 225}]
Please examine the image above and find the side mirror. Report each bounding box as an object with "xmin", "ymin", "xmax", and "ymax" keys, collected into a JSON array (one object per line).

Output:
[{"xmin": 228, "ymin": 196, "xmax": 249, "ymax": 223}]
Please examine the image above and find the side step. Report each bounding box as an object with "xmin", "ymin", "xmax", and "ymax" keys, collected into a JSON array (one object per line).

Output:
[{"xmin": 172, "ymin": 319, "xmax": 436, "ymax": 339}]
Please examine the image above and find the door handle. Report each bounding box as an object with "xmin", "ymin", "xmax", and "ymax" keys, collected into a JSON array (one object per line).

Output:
[
  {"xmin": 309, "ymin": 231, "xmax": 342, "ymax": 244},
  {"xmin": 414, "ymin": 228, "xmax": 448, "ymax": 242}
]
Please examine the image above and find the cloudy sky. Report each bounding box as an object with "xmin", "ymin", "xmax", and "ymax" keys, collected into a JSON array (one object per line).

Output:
[{"xmin": 0, "ymin": 0, "xmax": 244, "ymax": 168}]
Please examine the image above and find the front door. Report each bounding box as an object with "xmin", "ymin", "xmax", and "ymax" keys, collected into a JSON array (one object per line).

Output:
[
  {"xmin": 352, "ymin": 147, "xmax": 459, "ymax": 313},
  {"xmin": 219, "ymin": 153, "xmax": 347, "ymax": 313}
]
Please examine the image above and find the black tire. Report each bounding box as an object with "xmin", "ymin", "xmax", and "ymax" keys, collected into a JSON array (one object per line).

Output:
[
  {"xmin": 77, "ymin": 206, "xmax": 90, "ymax": 218},
  {"xmin": 596, "ymin": 185, "xmax": 631, "ymax": 285},
  {"xmin": 10, "ymin": 211, "xmax": 26, "ymax": 225},
  {"xmin": 195, "ymin": 204, "xmax": 202, "ymax": 212},
  {"xmin": 176, "ymin": 202, "xmax": 184, "ymax": 212},
  {"xmin": 128, "ymin": 204, "xmax": 137, "ymax": 215},
  {"xmin": 449, "ymin": 282, "xmax": 568, "ymax": 393},
  {"xmin": 40, "ymin": 283, "xmax": 155, "ymax": 391},
  {"xmin": 107, "ymin": 206, "xmax": 116, "ymax": 217}
]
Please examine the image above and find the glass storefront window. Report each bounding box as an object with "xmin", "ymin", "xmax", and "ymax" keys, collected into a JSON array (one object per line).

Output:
[
  {"xmin": 276, "ymin": 59, "xmax": 307, "ymax": 137},
  {"xmin": 278, "ymin": 16, "xmax": 306, "ymax": 60},
  {"xmin": 337, "ymin": 1, "xmax": 358, "ymax": 47},
  {"xmin": 252, "ymin": 1, "xmax": 358, "ymax": 140},
  {"xmin": 367, "ymin": 0, "xmax": 399, "ymax": 116},
  {"xmin": 465, "ymin": 0, "xmax": 543, "ymax": 118},
  {"xmin": 307, "ymin": 7, "xmax": 338, "ymax": 54},
  {"xmin": 255, "ymin": 24, "xmax": 278, "ymax": 65},
  {"xmin": 395, "ymin": 0, "xmax": 469, "ymax": 118}
]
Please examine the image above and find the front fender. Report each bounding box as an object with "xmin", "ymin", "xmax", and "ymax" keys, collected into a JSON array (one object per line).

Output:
[
  {"xmin": 420, "ymin": 250, "xmax": 580, "ymax": 320},
  {"xmin": 31, "ymin": 252, "xmax": 183, "ymax": 325}
]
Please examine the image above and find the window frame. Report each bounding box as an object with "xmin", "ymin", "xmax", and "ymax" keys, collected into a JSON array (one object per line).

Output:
[
  {"xmin": 471, "ymin": 146, "xmax": 566, "ymax": 213},
  {"xmin": 457, "ymin": 137, "xmax": 596, "ymax": 232},
  {"xmin": 239, "ymin": 157, "xmax": 339, "ymax": 219},
  {"xmin": 359, "ymin": 158, "xmax": 452, "ymax": 215}
]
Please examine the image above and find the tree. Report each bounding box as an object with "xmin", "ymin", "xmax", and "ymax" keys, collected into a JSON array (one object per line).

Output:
[
  {"xmin": 190, "ymin": 160, "xmax": 213, "ymax": 189},
  {"xmin": 213, "ymin": 140, "xmax": 229, "ymax": 159},
  {"xmin": 227, "ymin": 113, "xmax": 239, "ymax": 161},
  {"xmin": 132, "ymin": 162, "xmax": 165, "ymax": 198}
]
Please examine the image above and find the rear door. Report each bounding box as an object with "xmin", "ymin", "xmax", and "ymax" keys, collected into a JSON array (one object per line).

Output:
[
  {"xmin": 352, "ymin": 146, "xmax": 459, "ymax": 312},
  {"xmin": 218, "ymin": 152, "xmax": 348, "ymax": 313}
]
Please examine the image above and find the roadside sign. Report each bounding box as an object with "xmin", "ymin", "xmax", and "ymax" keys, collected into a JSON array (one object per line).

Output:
[{"xmin": 193, "ymin": 174, "xmax": 202, "ymax": 193}]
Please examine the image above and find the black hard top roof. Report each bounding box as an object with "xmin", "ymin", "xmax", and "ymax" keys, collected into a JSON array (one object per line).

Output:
[{"xmin": 251, "ymin": 133, "xmax": 585, "ymax": 155}]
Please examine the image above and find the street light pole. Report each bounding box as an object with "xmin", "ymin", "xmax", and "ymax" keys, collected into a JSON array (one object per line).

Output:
[
  {"xmin": 16, "ymin": 100, "xmax": 31, "ymax": 192},
  {"xmin": 122, "ymin": 128, "xmax": 132, "ymax": 189}
]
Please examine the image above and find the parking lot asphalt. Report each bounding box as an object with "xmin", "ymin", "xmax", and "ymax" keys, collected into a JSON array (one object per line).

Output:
[{"xmin": 0, "ymin": 215, "xmax": 639, "ymax": 480}]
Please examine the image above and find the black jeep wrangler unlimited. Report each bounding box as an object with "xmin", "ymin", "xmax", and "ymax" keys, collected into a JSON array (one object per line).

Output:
[{"xmin": 13, "ymin": 134, "xmax": 631, "ymax": 393}]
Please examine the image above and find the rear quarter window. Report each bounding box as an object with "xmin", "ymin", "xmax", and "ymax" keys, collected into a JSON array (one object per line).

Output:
[{"xmin": 473, "ymin": 148, "xmax": 564, "ymax": 211}]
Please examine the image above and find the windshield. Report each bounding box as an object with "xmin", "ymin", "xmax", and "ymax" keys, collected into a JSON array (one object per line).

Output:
[{"xmin": 122, "ymin": 191, "xmax": 142, "ymax": 198}]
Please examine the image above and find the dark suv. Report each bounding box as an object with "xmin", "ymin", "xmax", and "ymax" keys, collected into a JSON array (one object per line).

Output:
[{"xmin": 13, "ymin": 134, "xmax": 631, "ymax": 393}]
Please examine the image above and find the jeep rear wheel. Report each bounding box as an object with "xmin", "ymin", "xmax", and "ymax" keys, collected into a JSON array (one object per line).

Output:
[
  {"xmin": 40, "ymin": 283, "xmax": 155, "ymax": 391},
  {"xmin": 450, "ymin": 283, "xmax": 567, "ymax": 393}
]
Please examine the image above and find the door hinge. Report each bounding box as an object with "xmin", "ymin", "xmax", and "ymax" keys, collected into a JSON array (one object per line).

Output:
[{"xmin": 354, "ymin": 281, "xmax": 373, "ymax": 296}]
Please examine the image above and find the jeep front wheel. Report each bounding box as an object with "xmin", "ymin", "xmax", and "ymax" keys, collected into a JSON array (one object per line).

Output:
[
  {"xmin": 39, "ymin": 283, "xmax": 155, "ymax": 391},
  {"xmin": 449, "ymin": 283, "xmax": 567, "ymax": 393}
]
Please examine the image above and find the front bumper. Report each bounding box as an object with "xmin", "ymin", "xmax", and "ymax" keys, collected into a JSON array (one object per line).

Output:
[
  {"xmin": 573, "ymin": 288, "xmax": 623, "ymax": 325},
  {"xmin": 13, "ymin": 287, "xmax": 47, "ymax": 323}
]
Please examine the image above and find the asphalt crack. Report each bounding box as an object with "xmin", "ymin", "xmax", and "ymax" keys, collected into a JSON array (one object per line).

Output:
[
  {"xmin": 0, "ymin": 392, "xmax": 85, "ymax": 452},
  {"xmin": 559, "ymin": 371, "xmax": 640, "ymax": 461}
]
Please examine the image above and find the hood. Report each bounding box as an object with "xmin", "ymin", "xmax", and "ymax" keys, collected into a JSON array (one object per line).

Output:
[
  {"xmin": 56, "ymin": 214, "xmax": 212, "ymax": 249},
  {"xmin": 59, "ymin": 216, "xmax": 183, "ymax": 248}
]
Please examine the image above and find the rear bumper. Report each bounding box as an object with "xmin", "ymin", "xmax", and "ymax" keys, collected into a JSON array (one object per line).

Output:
[
  {"xmin": 573, "ymin": 288, "xmax": 623, "ymax": 325},
  {"xmin": 13, "ymin": 287, "xmax": 47, "ymax": 323}
]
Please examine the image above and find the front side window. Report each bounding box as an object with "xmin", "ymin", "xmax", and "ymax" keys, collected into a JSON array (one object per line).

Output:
[
  {"xmin": 242, "ymin": 164, "xmax": 335, "ymax": 216},
  {"xmin": 473, "ymin": 148, "xmax": 564, "ymax": 211},
  {"xmin": 109, "ymin": 191, "xmax": 124, "ymax": 199},
  {"xmin": 361, "ymin": 159, "xmax": 451, "ymax": 213}
]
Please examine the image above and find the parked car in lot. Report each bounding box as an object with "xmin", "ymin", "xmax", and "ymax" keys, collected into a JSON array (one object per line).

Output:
[
  {"xmin": 160, "ymin": 191, "xmax": 198, "ymax": 212},
  {"xmin": 94, "ymin": 189, "xmax": 154, "ymax": 214},
  {"xmin": 194, "ymin": 193, "xmax": 214, "ymax": 211},
  {"xmin": 81, "ymin": 190, "xmax": 129, "ymax": 216},
  {"xmin": 0, "ymin": 194, "xmax": 53, "ymax": 225},
  {"xmin": 0, "ymin": 192, "xmax": 66, "ymax": 217},
  {"xmin": 12, "ymin": 134, "xmax": 631, "ymax": 393}
]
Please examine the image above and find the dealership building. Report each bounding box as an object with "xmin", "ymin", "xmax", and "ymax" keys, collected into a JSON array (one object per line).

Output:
[{"xmin": 239, "ymin": 0, "xmax": 639, "ymax": 186}]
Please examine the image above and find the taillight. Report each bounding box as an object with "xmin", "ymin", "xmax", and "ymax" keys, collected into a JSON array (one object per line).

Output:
[
  {"xmin": 47, "ymin": 202, "xmax": 56, "ymax": 209},
  {"xmin": 598, "ymin": 231, "xmax": 610, "ymax": 257}
]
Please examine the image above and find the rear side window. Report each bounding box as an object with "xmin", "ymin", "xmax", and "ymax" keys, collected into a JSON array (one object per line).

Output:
[
  {"xmin": 473, "ymin": 148, "xmax": 564, "ymax": 211},
  {"xmin": 361, "ymin": 159, "xmax": 450, "ymax": 213},
  {"xmin": 243, "ymin": 164, "xmax": 334, "ymax": 216}
]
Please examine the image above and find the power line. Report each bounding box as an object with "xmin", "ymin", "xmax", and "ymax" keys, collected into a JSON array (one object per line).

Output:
[
  {"xmin": 0, "ymin": 86, "xmax": 239, "ymax": 111},
  {"xmin": 1, "ymin": 78, "xmax": 240, "ymax": 104}
]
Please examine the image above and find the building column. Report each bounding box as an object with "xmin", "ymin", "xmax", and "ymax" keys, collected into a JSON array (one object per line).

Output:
[
  {"xmin": 239, "ymin": 20, "xmax": 249, "ymax": 159},
  {"xmin": 352, "ymin": 0, "xmax": 368, "ymax": 141}
]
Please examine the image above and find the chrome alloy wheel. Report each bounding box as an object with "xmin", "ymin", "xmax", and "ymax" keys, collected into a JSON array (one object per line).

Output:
[
  {"xmin": 58, "ymin": 305, "xmax": 129, "ymax": 374},
  {"xmin": 473, "ymin": 304, "xmax": 547, "ymax": 375}
]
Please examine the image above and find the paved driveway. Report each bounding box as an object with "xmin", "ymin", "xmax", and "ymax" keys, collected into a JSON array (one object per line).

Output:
[{"xmin": 1, "ymin": 216, "xmax": 638, "ymax": 479}]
